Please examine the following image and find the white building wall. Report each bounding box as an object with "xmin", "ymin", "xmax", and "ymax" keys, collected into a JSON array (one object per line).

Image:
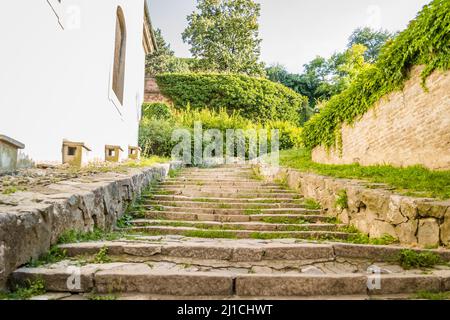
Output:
[{"xmin": 0, "ymin": 0, "xmax": 150, "ymax": 164}]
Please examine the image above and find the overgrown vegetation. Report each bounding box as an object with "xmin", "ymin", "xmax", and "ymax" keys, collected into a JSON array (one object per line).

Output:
[
  {"xmin": 27, "ymin": 246, "xmax": 67, "ymax": 267},
  {"xmin": 335, "ymin": 190, "xmax": 349, "ymax": 210},
  {"xmin": 139, "ymin": 103, "xmax": 303, "ymax": 158},
  {"xmin": 398, "ymin": 250, "xmax": 444, "ymax": 269},
  {"xmin": 155, "ymin": 74, "xmax": 307, "ymax": 124},
  {"xmin": 303, "ymin": 0, "xmax": 450, "ymax": 149},
  {"xmin": 93, "ymin": 247, "xmax": 112, "ymax": 264},
  {"xmin": 303, "ymin": 199, "xmax": 321, "ymax": 210},
  {"xmin": 413, "ymin": 291, "xmax": 450, "ymax": 300},
  {"xmin": 57, "ymin": 228, "xmax": 126, "ymax": 244},
  {"xmin": 0, "ymin": 279, "xmax": 46, "ymax": 300},
  {"xmin": 279, "ymin": 148, "xmax": 450, "ymax": 199}
]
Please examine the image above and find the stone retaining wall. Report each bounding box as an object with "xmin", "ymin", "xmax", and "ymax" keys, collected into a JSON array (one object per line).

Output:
[
  {"xmin": 312, "ymin": 67, "xmax": 450, "ymax": 170},
  {"xmin": 0, "ymin": 162, "xmax": 181, "ymax": 290},
  {"xmin": 258, "ymin": 164, "xmax": 450, "ymax": 248}
]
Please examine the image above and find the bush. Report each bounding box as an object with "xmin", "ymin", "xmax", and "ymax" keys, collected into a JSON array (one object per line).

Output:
[
  {"xmin": 139, "ymin": 118, "xmax": 177, "ymax": 157},
  {"xmin": 155, "ymin": 73, "xmax": 308, "ymax": 125},
  {"xmin": 303, "ymin": 0, "xmax": 450, "ymax": 149},
  {"xmin": 138, "ymin": 106, "xmax": 303, "ymax": 158},
  {"xmin": 142, "ymin": 102, "xmax": 173, "ymax": 120}
]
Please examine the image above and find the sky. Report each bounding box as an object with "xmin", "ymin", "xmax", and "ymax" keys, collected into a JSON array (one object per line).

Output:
[{"xmin": 147, "ymin": 0, "xmax": 431, "ymax": 73}]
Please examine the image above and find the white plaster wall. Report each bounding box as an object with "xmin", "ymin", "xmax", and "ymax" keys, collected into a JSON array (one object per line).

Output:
[{"xmin": 0, "ymin": 0, "xmax": 149, "ymax": 163}]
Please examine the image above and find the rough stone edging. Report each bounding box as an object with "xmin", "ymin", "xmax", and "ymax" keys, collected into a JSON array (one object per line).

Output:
[
  {"xmin": 257, "ymin": 164, "xmax": 450, "ymax": 248},
  {"xmin": 0, "ymin": 161, "xmax": 182, "ymax": 290}
]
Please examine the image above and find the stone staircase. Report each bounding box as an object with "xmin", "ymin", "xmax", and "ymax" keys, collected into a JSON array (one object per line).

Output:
[{"xmin": 10, "ymin": 165, "xmax": 450, "ymax": 300}]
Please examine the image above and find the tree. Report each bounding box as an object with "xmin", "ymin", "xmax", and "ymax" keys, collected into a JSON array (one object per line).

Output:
[
  {"xmin": 146, "ymin": 29, "xmax": 191, "ymax": 76},
  {"xmin": 182, "ymin": 0, "xmax": 265, "ymax": 76},
  {"xmin": 348, "ymin": 27, "xmax": 394, "ymax": 62}
]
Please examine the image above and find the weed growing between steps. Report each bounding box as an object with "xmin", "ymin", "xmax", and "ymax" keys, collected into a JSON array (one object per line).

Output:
[
  {"xmin": 168, "ymin": 168, "xmax": 182, "ymax": 178},
  {"xmin": 398, "ymin": 250, "xmax": 444, "ymax": 269},
  {"xmin": 27, "ymin": 246, "xmax": 67, "ymax": 267},
  {"xmin": 303, "ymin": 199, "xmax": 321, "ymax": 210},
  {"xmin": 0, "ymin": 279, "xmax": 46, "ymax": 300},
  {"xmin": 413, "ymin": 291, "xmax": 450, "ymax": 300},
  {"xmin": 87, "ymin": 293, "xmax": 118, "ymax": 301},
  {"xmin": 93, "ymin": 247, "xmax": 112, "ymax": 264},
  {"xmin": 182, "ymin": 230, "xmax": 238, "ymax": 239},
  {"xmin": 261, "ymin": 217, "xmax": 307, "ymax": 224},
  {"xmin": 335, "ymin": 190, "xmax": 349, "ymax": 210}
]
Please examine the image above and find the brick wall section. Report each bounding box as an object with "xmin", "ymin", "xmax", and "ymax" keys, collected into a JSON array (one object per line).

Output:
[
  {"xmin": 312, "ymin": 66, "xmax": 450, "ymax": 170},
  {"xmin": 144, "ymin": 77, "xmax": 172, "ymax": 104}
]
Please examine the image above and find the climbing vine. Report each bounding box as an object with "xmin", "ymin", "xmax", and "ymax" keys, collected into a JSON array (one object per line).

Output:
[{"xmin": 302, "ymin": 0, "xmax": 450, "ymax": 149}]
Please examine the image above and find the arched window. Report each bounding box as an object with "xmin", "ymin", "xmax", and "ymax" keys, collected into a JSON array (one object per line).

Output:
[{"xmin": 112, "ymin": 6, "xmax": 127, "ymax": 105}]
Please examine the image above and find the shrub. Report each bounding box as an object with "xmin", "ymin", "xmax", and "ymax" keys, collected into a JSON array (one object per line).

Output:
[
  {"xmin": 398, "ymin": 250, "xmax": 443, "ymax": 269},
  {"xmin": 142, "ymin": 102, "xmax": 173, "ymax": 120},
  {"xmin": 155, "ymin": 73, "xmax": 308, "ymax": 124},
  {"xmin": 303, "ymin": 0, "xmax": 450, "ymax": 149},
  {"xmin": 138, "ymin": 106, "xmax": 303, "ymax": 158}
]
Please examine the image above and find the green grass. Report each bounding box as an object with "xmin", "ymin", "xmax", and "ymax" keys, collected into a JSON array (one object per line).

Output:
[
  {"xmin": 0, "ymin": 280, "xmax": 46, "ymax": 300},
  {"xmin": 345, "ymin": 233, "xmax": 398, "ymax": 246},
  {"xmin": 168, "ymin": 168, "xmax": 182, "ymax": 178},
  {"xmin": 116, "ymin": 214, "xmax": 134, "ymax": 228},
  {"xmin": 27, "ymin": 246, "xmax": 67, "ymax": 267},
  {"xmin": 261, "ymin": 217, "xmax": 307, "ymax": 225},
  {"xmin": 398, "ymin": 250, "xmax": 444, "ymax": 269},
  {"xmin": 303, "ymin": 199, "xmax": 321, "ymax": 210},
  {"xmin": 93, "ymin": 247, "xmax": 112, "ymax": 264},
  {"xmin": 279, "ymin": 148, "xmax": 450, "ymax": 199},
  {"xmin": 335, "ymin": 190, "xmax": 349, "ymax": 209},
  {"xmin": 182, "ymin": 230, "xmax": 237, "ymax": 239},
  {"xmin": 413, "ymin": 291, "xmax": 450, "ymax": 300},
  {"xmin": 87, "ymin": 294, "xmax": 118, "ymax": 301},
  {"xmin": 57, "ymin": 228, "xmax": 126, "ymax": 244},
  {"xmin": 244, "ymin": 208, "xmax": 263, "ymax": 215}
]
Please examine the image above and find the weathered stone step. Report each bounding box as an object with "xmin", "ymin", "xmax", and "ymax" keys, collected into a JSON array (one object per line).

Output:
[
  {"xmin": 143, "ymin": 200, "xmax": 306, "ymax": 209},
  {"xmin": 12, "ymin": 263, "xmax": 450, "ymax": 296},
  {"xmin": 141, "ymin": 205, "xmax": 320, "ymax": 215},
  {"xmin": 169, "ymin": 178, "xmax": 261, "ymax": 183},
  {"xmin": 126, "ymin": 226, "xmax": 350, "ymax": 240},
  {"xmin": 162, "ymin": 181, "xmax": 281, "ymax": 187},
  {"xmin": 152, "ymin": 186, "xmax": 293, "ymax": 193},
  {"xmin": 147, "ymin": 195, "xmax": 300, "ymax": 203},
  {"xmin": 150, "ymin": 191, "xmax": 298, "ymax": 199},
  {"xmin": 130, "ymin": 219, "xmax": 343, "ymax": 232},
  {"xmin": 137, "ymin": 211, "xmax": 329, "ymax": 223}
]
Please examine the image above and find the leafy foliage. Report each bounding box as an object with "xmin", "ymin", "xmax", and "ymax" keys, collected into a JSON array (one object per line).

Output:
[
  {"xmin": 139, "ymin": 104, "xmax": 303, "ymax": 158},
  {"xmin": 142, "ymin": 102, "xmax": 173, "ymax": 120},
  {"xmin": 145, "ymin": 29, "xmax": 191, "ymax": 76},
  {"xmin": 398, "ymin": 250, "xmax": 443, "ymax": 269},
  {"xmin": 303, "ymin": 0, "xmax": 450, "ymax": 149},
  {"xmin": 182, "ymin": 0, "xmax": 265, "ymax": 76},
  {"xmin": 348, "ymin": 27, "xmax": 395, "ymax": 63},
  {"xmin": 156, "ymin": 73, "xmax": 308, "ymax": 124}
]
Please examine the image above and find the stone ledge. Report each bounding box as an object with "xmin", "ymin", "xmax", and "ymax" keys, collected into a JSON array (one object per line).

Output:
[
  {"xmin": 0, "ymin": 161, "xmax": 181, "ymax": 290},
  {"xmin": 258, "ymin": 165, "xmax": 450, "ymax": 248}
]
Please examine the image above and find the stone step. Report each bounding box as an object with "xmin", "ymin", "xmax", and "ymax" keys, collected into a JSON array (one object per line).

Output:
[
  {"xmin": 150, "ymin": 191, "xmax": 298, "ymax": 199},
  {"xmin": 130, "ymin": 219, "xmax": 343, "ymax": 232},
  {"xmin": 12, "ymin": 262, "xmax": 450, "ymax": 296},
  {"xmin": 140, "ymin": 205, "xmax": 320, "ymax": 215},
  {"xmin": 151, "ymin": 186, "xmax": 293, "ymax": 193},
  {"xmin": 143, "ymin": 200, "xmax": 306, "ymax": 209},
  {"xmin": 137, "ymin": 211, "xmax": 329, "ymax": 223},
  {"xmin": 126, "ymin": 226, "xmax": 350, "ymax": 240},
  {"xmin": 147, "ymin": 195, "xmax": 300, "ymax": 203},
  {"xmin": 169, "ymin": 178, "xmax": 262, "ymax": 183},
  {"xmin": 161, "ymin": 181, "xmax": 281, "ymax": 187}
]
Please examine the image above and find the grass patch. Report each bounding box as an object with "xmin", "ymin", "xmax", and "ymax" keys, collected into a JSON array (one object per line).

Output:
[
  {"xmin": 398, "ymin": 250, "xmax": 444, "ymax": 269},
  {"xmin": 168, "ymin": 168, "xmax": 182, "ymax": 178},
  {"xmin": 250, "ymin": 167, "xmax": 264, "ymax": 181},
  {"xmin": 122, "ymin": 156, "xmax": 169, "ymax": 168},
  {"xmin": 244, "ymin": 208, "xmax": 263, "ymax": 215},
  {"xmin": 326, "ymin": 217, "xmax": 341, "ymax": 224},
  {"xmin": 192, "ymin": 198, "xmax": 214, "ymax": 203},
  {"xmin": 57, "ymin": 228, "xmax": 126, "ymax": 244},
  {"xmin": 93, "ymin": 247, "xmax": 112, "ymax": 264},
  {"xmin": 345, "ymin": 233, "xmax": 398, "ymax": 245},
  {"xmin": 116, "ymin": 214, "xmax": 134, "ymax": 228},
  {"xmin": 261, "ymin": 217, "xmax": 307, "ymax": 224},
  {"xmin": 279, "ymin": 148, "xmax": 450, "ymax": 199},
  {"xmin": 0, "ymin": 279, "xmax": 46, "ymax": 300},
  {"xmin": 2, "ymin": 186, "xmax": 24, "ymax": 195},
  {"xmin": 27, "ymin": 246, "xmax": 67, "ymax": 267},
  {"xmin": 183, "ymin": 230, "xmax": 237, "ymax": 239},
  {"xmin": 335, "ymin": 190, "xmax": 349, "ymax": 210},
  {"xmin": 87, "ymin": 294, "xmax": 118, "ymax": 301},
  {"xmin": 303, "ymin": 199, "xmax": 321, "ymax": 210},
  {"xmin": 413, "ymin": 291, "xmax": 450, "ymax": 300}
]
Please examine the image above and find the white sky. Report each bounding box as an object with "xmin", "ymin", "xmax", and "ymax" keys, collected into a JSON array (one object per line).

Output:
[{"xmin": 147, "ymin": 0, "xmax": 431, "ymax": 73}]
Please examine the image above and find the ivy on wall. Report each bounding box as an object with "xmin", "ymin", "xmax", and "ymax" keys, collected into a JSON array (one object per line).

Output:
[{"xmin": 302, "ymin": 0, "xmax": 450, "ymax": 149}]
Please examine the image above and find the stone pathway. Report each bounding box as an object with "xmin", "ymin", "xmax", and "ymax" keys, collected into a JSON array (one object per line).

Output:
[{"xmin": 10, "ymin": 165, "xmax": 450, "ymax": 299}]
